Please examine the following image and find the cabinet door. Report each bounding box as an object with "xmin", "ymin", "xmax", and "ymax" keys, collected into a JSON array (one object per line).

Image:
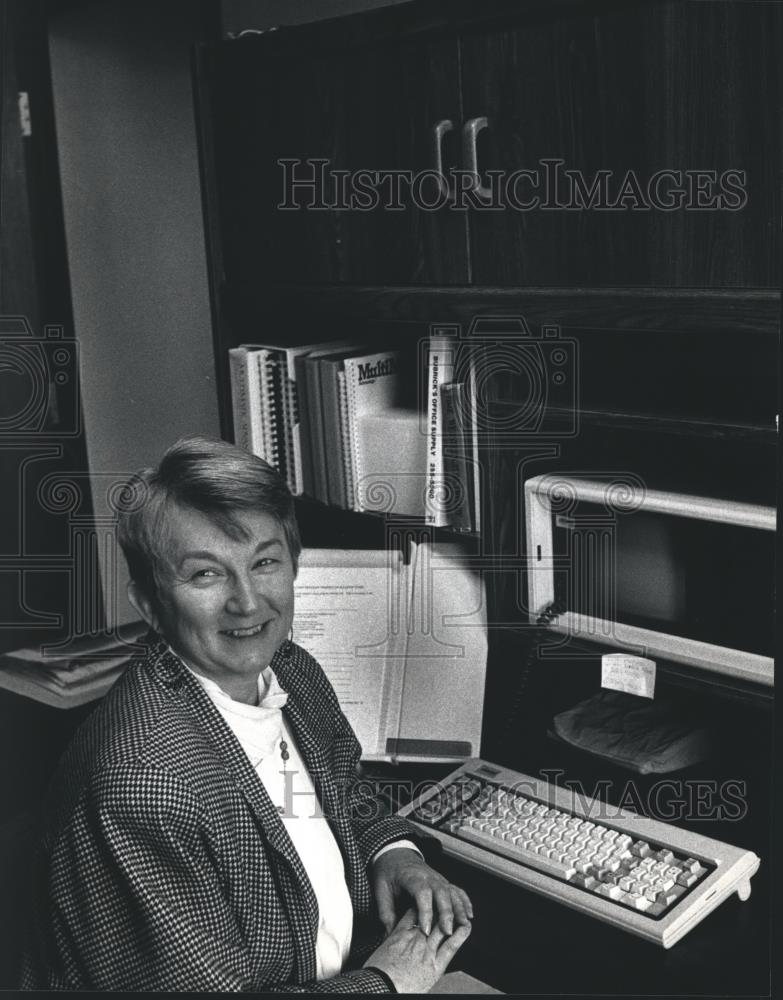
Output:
[
  {"xmin": 340, "ymin": 34, "xmax": 468, "ymax": 285},
  {"xmin": 460, "ymin": 2, "xmax": 781, "ymax": 287},
  {"xmin": 200, "ymin": 37, "xmax": 349, "ymax": 319}
]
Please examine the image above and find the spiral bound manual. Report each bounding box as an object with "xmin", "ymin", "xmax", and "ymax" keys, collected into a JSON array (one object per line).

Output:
[
  {"xmin": 343, "ymin": 349, "xmax": 401, "ymax": 512},
  {"xmin": 228, "ymin": 347, "xmax": 253, "ymax": 453},
  {"xmin": 337, "ymin": 370, "xmax": 355, "ymax": 509},
  {"xmin": 229, "ymin": 346, "xmax": 264, "ymax": 455},
  {"xmin": 256, "ymin": 349, "xmax": 281, "ymax": 474}
]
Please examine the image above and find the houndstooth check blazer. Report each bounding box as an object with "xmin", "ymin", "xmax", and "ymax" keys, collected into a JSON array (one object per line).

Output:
[{"xmin": 20, "ymin": 635, "xmax": 418, "ymax": 992}]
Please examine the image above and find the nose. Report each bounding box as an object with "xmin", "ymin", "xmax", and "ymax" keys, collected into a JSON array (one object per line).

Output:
[{"xmin": 225, "ymin": 572, "xmax": 266, "ymax": 618}]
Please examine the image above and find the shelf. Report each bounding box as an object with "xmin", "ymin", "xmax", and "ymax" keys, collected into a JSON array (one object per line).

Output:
[
  {"xmin": 488, "ymin": 402, "xmax": 777, "ymax": 442},
  {"xmin": 294, "ymin": 495, "xmax": 479, "ymax": 550}
]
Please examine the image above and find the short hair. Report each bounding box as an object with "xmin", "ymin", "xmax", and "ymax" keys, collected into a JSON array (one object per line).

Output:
[{"xmin": 117, "ymin": 436, "xmax": 301, "ymax": 599}]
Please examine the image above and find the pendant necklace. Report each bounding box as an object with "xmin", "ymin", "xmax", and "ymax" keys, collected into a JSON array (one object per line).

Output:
[
  {"xmin": 276, "ymin": 737, "xmax": 290, "ymax": 814},
  {"xmin": 250, "ymin": 734, "xmax": 291, "ymax": 814}
]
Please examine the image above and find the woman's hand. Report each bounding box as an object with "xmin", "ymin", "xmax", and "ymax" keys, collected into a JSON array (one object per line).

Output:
[
  {"xmin": 364, "ymin": 907, "xmax": 471, "ymax": 993},
  {"xmin": 371, "ymin": 847, "xmax": 473, "ymax": 936}
]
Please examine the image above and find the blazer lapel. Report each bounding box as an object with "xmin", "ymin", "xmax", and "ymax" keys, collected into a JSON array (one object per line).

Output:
[
  {"xmin": 272, "ymin": 645, "xmax": 364, "ymax": 900},
  {"xmin": 145, "ymin": 636, "xmax": 319, "ymax": 982}
]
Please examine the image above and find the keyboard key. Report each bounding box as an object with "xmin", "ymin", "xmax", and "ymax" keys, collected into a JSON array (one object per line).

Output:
[{"xmin": 457, "ymin": 823, "xmax": 577, "ymax": 879}]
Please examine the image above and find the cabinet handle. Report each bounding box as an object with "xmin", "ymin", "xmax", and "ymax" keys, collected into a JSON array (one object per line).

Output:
[
  {"xmin": 462, "ymin": 116, "xmax": 492, "ymax": 201},
  {"xmin": 432, "ymin": 119, "xmax": 455, "ymax": 201}
]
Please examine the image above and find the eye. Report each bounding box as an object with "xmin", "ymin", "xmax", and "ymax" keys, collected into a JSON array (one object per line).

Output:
[
  {"xmin": 190, "ymin": 568, "xmax": 221, "ymax": 581},
  {"xmin": 252, "ymin": 557, "xmax": 276, "ymax": 570}
]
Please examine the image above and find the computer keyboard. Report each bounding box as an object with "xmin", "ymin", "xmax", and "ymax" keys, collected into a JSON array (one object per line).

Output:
[{"xmin": 398, "ymin": 759, "xmax": 760, "ymax": 948}]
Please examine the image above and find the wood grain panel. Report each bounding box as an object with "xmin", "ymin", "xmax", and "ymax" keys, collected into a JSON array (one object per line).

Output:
[
  {"xmin": 341, "ymin": 33, "xmax": 468, "ymax": 284},
  {"xmin": 461, "ymin": 1, "xmax": 782, "ymax": 287}
]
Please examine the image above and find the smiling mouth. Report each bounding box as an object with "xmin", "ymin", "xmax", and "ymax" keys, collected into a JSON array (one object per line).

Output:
[{"xmin": 221, "ymin": 622, "xmax": 269, "ymax": 638}]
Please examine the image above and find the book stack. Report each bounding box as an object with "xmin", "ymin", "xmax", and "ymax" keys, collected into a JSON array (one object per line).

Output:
[
  {"xmin": 0, "ymin": 624, "xmax": 146, "ymax": 708},
  {"xmin": 229, "ymin": 335, "xmax": 481, "ymax": 530}
]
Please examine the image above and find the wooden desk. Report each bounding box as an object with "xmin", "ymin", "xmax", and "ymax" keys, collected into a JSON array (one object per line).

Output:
[
  {"xmin": 435, "ymin": 847, "xmax": 769, "ymax": 996},
  {"xmin": 369, "ymin": 740, "xmax": 771, "ymax": 997}
]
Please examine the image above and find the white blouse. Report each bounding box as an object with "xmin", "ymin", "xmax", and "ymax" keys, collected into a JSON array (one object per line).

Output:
[{"xmin": 184, "ymin": 662, "xmax": 417, "ymax": 980}]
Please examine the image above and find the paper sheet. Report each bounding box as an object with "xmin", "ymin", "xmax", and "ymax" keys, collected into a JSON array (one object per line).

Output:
[{"xmin": 294, "ymin": 548, "xmax": 404, "ymax": 755}]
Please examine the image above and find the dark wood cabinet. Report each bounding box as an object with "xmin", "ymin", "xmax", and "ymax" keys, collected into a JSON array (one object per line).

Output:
[
  {"xmin": 200, "ymin": 35, "xmax": 350, "ymax": 320},
  {"xmin": 201, "ymin": 0, "xmax": 781, "ymax": 295},
  {"xmin": 341, "ymin": 33, "xmax": 468, "ymax": 284},
  {"xmin": 201, "ymin": 29, "xmax": 470, "ymax": 301},
  {"xmin": 461, "ymin": 1, "xmax": 781, "ymax": 287}
]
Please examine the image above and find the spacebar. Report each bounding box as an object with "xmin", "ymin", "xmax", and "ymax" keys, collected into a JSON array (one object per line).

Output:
[{"xmin": 457, "ymin": 826, "xmax": 575, "ymax": 879}]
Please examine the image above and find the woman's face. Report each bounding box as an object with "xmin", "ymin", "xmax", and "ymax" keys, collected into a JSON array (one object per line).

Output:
[{"xmin": 131, "ymin": 505, "xmax": 295, "ymax": 704}]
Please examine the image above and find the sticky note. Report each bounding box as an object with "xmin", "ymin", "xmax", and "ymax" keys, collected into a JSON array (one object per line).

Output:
[{"xmin": 601, "ymin": 654, "xmax": 656, "ymax": 699}]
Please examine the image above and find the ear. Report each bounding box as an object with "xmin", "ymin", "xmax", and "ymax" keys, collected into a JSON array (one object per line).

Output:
[{"xmin": 127, "ymin": 580, "xmax": 160, "ymax": 632}]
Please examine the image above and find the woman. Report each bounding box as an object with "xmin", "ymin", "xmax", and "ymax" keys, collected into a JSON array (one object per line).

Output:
[{"xmin": 21, "ymin": 437, "xmax": 472, "ymax": 992}]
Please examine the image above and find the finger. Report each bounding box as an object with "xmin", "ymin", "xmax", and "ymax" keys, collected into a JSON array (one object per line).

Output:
[
  {"xmin": 450, "ymin": 886, "xmax": 472, "ymax": 926},
  {"xmin": 433, "ymin": 885, "xmax": 455, "ymax": 935},
  {"xmin": 426, "ymin": 923, "xmax": 447, "ymax": 950},
  {"xmin": 375, "ymin": 878, "xmax": 397, "ymax": 934},
  {"xmin": 414, "ymin": 886, "xmax": 434, "ymax": 936},
  {"xmin": 435, "ymin": 921, "xmax": 472, "ymax": 968}
]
